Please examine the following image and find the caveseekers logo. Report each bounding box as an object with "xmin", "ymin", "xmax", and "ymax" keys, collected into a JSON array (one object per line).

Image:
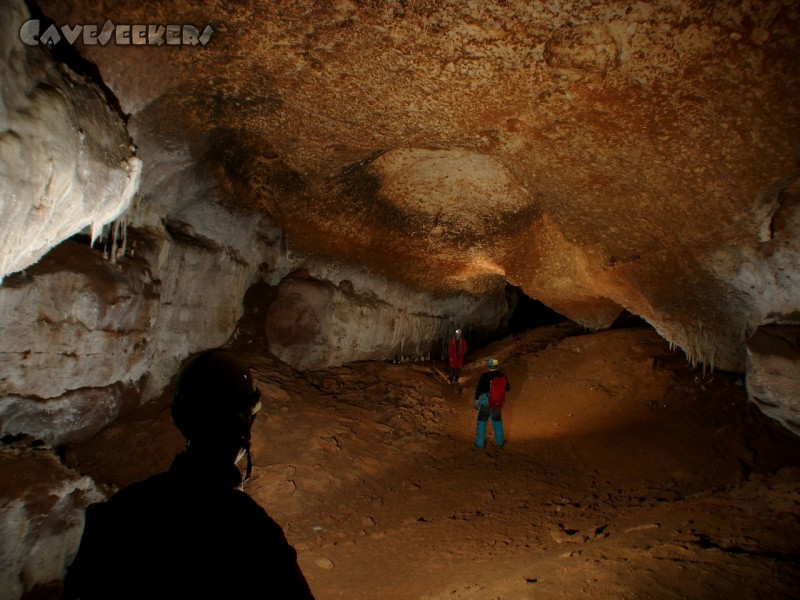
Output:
[{"xmin": 20, "ymin": 19, "xmax": 214, "ymax": 47}]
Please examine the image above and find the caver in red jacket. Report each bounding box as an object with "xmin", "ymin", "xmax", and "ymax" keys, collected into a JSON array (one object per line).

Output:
[
  {"xmin": 447, "ymin": 329, "xmax": 468, "ymax": 383},
  {"xmin": 448, "ymin": 334, "xmax": 467, "ymax": 369}
]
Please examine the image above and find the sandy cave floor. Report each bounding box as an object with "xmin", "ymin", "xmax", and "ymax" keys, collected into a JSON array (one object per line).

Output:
[{"xmin": 51, "ymin": 324, "xmax": 800, "ymax": 598}]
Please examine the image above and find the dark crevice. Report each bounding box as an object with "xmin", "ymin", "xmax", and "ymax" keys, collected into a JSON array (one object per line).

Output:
[
  {"xmin": 766, "ymin": 169, "xmax": 800, "ymax": 242},
  {"xmin": 23, "ymin": 0, "xmax": 130, "ymax": 123},
  {"xmin": 610, "ymin": 309, "xmax": 652, "ymax": 330},
  {"xmin": 459, "ymin": 285, "xmax": 570, "ymax": 355},
  {"xmin": 2, "ymin": 433, "xmax": 47, "ymax": 447},
  {"xmin": 505, "ymin": 284, "xmax": 567, "ymax": 335},
  {"xmin": 692, "ymin": 533, "xmax": 800, "ymax": 563}
]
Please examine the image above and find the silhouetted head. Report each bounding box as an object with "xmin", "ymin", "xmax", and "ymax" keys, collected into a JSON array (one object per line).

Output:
[
  {"xmin": 455, "ymin": 329, "xmax": 462, "ymax": 339},
  {"xmin": 486, "ymin": 357, "xmax": 499, "ymax": 371},
  {"xmin": 171, "ymin": 348, "xmax": 262, "ymax": 479}
]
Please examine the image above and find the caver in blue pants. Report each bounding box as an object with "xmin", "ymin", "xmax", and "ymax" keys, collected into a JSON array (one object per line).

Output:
[{"xmin": 474, "ymin": 393, "xmax": 504, "ymax": 449}]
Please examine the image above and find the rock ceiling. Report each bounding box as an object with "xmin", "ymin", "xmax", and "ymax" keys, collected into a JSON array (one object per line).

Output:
[{"xmin": 41, "ymin": 1, "xmax": 799, "ymax": 360}]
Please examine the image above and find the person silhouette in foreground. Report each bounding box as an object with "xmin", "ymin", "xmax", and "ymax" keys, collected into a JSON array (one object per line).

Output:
[
  {"xmin": 473, "ymin": 357, "xmax": 510, "ymax": 450},
  {"xmin": 62, "ymin": 348, "xmax": 315, "ymax": 599}
]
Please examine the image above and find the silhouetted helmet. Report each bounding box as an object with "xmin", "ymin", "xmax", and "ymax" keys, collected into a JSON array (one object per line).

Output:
[
  {"xmin": 171, "ymin": 348, "xmax": 262, "ymax": 449},
  {"xmin": 486, "ymin": 357, "xmax": 499, "ymax": 370}
]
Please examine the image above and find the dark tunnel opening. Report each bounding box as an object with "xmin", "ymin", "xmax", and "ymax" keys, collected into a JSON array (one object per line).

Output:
[
  {"xmin": 504, "ymin": 284, "xmax": 567, "ymax": 335},
  {"xmin": 457, "ymin": 289, "xmax": 655, "ymax": 358},
  {"xmin": 450, "ymin": 284, "xmax": 569, "ymax": 357},
  {"xmin": 609, "ymin": 309, "xmax": 652, "ymax": 329}
]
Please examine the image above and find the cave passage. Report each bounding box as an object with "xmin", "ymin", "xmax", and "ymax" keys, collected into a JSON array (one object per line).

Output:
[
  {"xmin": 505, "ymin": 284, "xmax": 568, "ymax": 335},
  {"xmin": 440, "ymin": 284, "xmax": 569, "ymax": 360},
  {"xmin": 53, "ymin": 326, "xmax": 800, "ymax": 600}
]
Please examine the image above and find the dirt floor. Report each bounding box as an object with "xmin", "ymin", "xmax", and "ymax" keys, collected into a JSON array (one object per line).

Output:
[{"xmin": 57, "ymin": 323, "xmax": 800, "ymax": 599}]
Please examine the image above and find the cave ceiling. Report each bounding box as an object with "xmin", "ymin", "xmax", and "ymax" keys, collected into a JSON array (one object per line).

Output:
[{"xmin": 37, "ymin": 0, "xmax": 800, "ymax": 368}]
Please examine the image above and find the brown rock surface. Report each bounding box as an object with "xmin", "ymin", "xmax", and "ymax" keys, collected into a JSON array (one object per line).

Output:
[{"xmin": 34, "ymin": 0, "xmax": 800, "ymax": 373}]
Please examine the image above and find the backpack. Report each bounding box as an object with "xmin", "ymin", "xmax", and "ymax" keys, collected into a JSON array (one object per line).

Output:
[{"xmin": 488, "ymin": 374, "xmax": 507, "ymax": 408}]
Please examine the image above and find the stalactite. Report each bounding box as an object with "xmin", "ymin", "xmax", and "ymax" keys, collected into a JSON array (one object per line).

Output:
[{"xmin": 99, "ymin": 193, "xmax": 141, "ymax": 264}]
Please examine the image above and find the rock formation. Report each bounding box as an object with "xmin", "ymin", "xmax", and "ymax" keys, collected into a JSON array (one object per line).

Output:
[{"xmin": 0, "ymin": 0, "xmax": 140, "ymax": 282}]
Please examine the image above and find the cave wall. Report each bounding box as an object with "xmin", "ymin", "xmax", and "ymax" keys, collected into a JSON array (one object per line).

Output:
[
  {"xmin": 0, "ymin": 444, "xmax": 104, "ymax": 600},
  {"xmin": 0, "ymin": 0, "xmax": 140, "ymax": 283},
  {"xmin": 264, "ymin": 273, "xmax": 510, "ymax": 370},
  {"xmin": 746, "ymin": 325, "xmax": 800, "ymax": 437}
]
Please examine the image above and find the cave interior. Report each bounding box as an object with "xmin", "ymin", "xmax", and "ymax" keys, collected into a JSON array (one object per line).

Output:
[{"xmin": 1, "ymin": 1, "xmax": 800, "ymax": 598}]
